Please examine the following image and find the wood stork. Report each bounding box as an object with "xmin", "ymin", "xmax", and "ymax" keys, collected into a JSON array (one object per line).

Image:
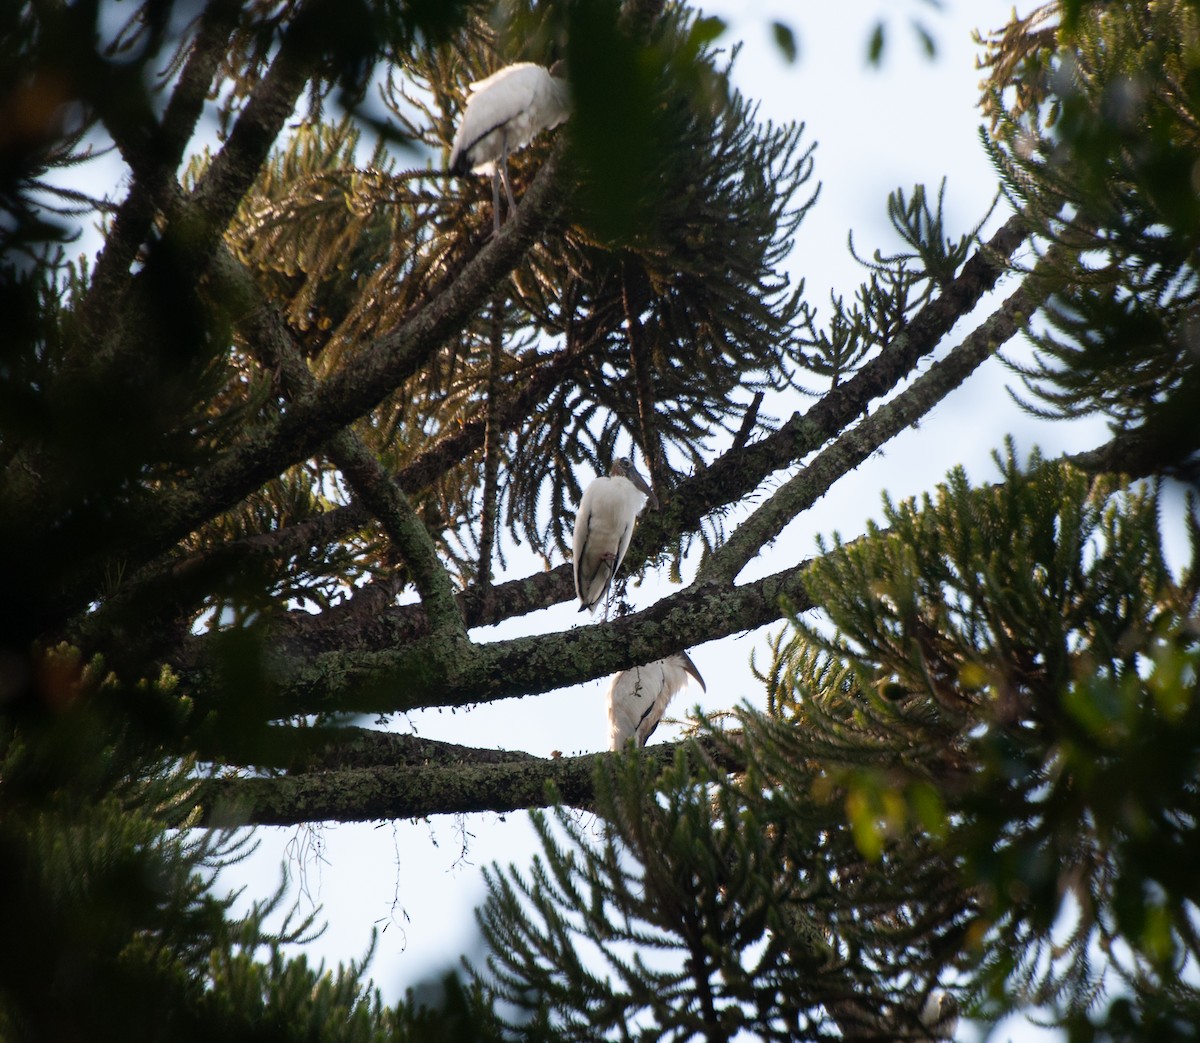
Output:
[
  {"xmin": 607, "ymin": 652, "xmax": 706, "ymax": 750},
  {"xmin": 919, "ymin": 991, "xmax": 958, "ymax": 1040},
  {"xmin": 573, "ymin": 457, "xmax": 658, "ymax": 614},
  {"xmin": 448, "ymin": 62, "xmax": 570, "ymax": 232}
]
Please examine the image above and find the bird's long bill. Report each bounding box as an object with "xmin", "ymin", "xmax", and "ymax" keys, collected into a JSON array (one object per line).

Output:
[
  {"xmin": 625, "ymin": 462, "xmax": 659, "ymax": 510},
  {"xmin": 680, "ymin": 651, "xmax": 706, "ymax": 691}
]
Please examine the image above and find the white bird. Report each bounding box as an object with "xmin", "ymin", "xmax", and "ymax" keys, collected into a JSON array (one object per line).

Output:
[
  {"xmin": 919, "ymin": 990, "xmax": 958, "ymax": 1040},
  {"xmin": 573, "ymin": 457, "xmax": 658, "ymax": 614},
  {"xmin": 448, "ymin": 62, "xmax": 570, "ymax": 232},
  {"xmin": 607, "ymin": 653, "xmax": 706, "ymax": 750}
]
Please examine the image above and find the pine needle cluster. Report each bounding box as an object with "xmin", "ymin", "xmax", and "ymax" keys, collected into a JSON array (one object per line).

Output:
[
  {"xmin": 475, "ymin": 447, "xmax": 1200, "ymax": 1036},
  {"xmin": 980, "ymin": 1, "xmax": 1200, "ymax": 474}
]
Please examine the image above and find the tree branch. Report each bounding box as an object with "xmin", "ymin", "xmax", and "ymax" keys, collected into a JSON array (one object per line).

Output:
[
  {"xmin": 699, "ymin": 262, "xmax": 1044, "ymax": 583},
  {"xmin": 53, "ymin": 143, "xmax": 570, "ymax": 627},
  {"xmin": 476, "ymin": 294, "xmax": 506, "ymax": 598},
  {"xmin": 261, "ymin": 725, "xmax": 541, "ymax": 772},
  {"xmin": 76, "ymin": 0, "xmax": 243, "ymax": 352},
  {"xmin": 624, "ymin": 258, "xmax": 666, "ymax": 494},
  {"xmin": 212, "ymin": 559, "xmax": 812, "ymax": 720},
  {"xmin": 630, "ymin": 212, "xmax": 1030, "ymax": 570},
  {"xmin": 201, "ymin": 737, "xmax": 744, "ymax": 826},
  {"xmin": 228, "ymin": 245, "xmax": 466, "ymax": 636}
]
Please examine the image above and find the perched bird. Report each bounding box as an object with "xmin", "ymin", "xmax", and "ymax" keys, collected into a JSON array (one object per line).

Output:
[
  {"xmin": 919, "ymin": 990, "xmax": 959, "ymax": 1040},
  {"xmin": 448, "ymin": 61, "xmax": 570, "ymax": 232},
  {"xmin": 573, "ymin": 457, "xmax": 658, "ymax": 614},
  {"xmin": 607, "ymin": 652, "xmax": 706, "ymax": 750}
]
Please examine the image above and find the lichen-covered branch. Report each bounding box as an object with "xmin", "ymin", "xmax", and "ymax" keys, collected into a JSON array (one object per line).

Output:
[
  {"xmin": 53, "ymin": 145, "xmax": 570, "ymax": 627},
  {"xmin": 699, "ymin": 267, "xmax": 1044, "ymax": 583},
  {"xmin": 202, "ymin": 736, "xmax": 745, "ymax": 826},
  {"xmin": 636, "ymin": 213, "xmax": 1030, "ymax": 557},
  {"xmin": 260, "ymin": 725, "xmax": 541, "ymax": 772},
  {"xmin": 204, "ymin": 750, "xmax": 634, "ymax": 826},
  {"xmin": 211, "ymin": 559, "xmax": 814, "ymax": 722}
]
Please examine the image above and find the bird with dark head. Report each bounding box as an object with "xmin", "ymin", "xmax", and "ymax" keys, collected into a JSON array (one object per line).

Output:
[
  {"xmin": 572, "ymin": 456, "xmax": 658, "ymax": 615},
  {"xmin": 607, "ymin": 652, "xmax": 706, "ymax": 749},
  {"xmin": 448, "ymin": 62, "xmax": 570, "ymax": 232}
]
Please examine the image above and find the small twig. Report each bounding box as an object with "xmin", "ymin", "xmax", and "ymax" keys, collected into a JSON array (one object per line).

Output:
[
  {"xmin": 623, "ymin": 258, "xmax": 667, "ymax": 496},
  {"xmin": 732, "ymin": 391, "xmax": 764, "ymax": 451},
  {"xmin": 476, "ymin": 292, "xmax": 506, "ymax": 600}
]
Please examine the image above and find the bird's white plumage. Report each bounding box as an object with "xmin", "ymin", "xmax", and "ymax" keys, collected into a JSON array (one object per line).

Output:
[
  {"xmin": 448, "ymin": 62, "xmax": 570, "ymax": 177},
  {"xmin": 919, "ymin": 990, "xmax": 958, "ymax": 1040},
  {"xmin": 572, "ymin": 458, "xmax": 657, "ymax": 613},
  {"xmin": 607, "ymin": 653, "xmax": 706, "ymax": 750}
]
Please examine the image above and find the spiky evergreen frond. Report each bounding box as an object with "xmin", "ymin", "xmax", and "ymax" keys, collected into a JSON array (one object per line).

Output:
[
  {"xmin": 201, "ymin": 3, "xmax": 818, "ymax": 582},
  {"xmin": 798, "ymin": 179, "xmax": 999, "ymax": 390},
  {"xmin": 785, "ymin": 446, "xmax": 1200, "ymax": 1025},
  {"xmin": 476, "ymin": 732, "xmax": 970, "ymax": 1040},
  {"xmin": 981, "ymin": 1, "xmax": 1200, "ymax": 466},
  {"xmin": 477, "ymin": 449, "xmax": 1199, "ymax": 1037}
]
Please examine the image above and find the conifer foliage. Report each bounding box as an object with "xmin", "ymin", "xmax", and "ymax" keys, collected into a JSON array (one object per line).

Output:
[
  {"xmin": 477, "ymin": 451, "xmax": 1199, "ymax": 1038},
  {"xmin": 1, "ymin": 0, "xmax": 1198, "ymax": 1038}
]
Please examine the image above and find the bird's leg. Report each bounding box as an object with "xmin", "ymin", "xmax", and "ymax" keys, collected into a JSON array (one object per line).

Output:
[
  {"xmin": 600, "ymin": 553, "xmax": 617, "ymax": 621},
  {"xmin": 490, "ymin": 169, "xmax": 502, "ymax": 235},
  {"xmin": 499, "ymin": 132, "xmax": 518, "ymax": 215}
]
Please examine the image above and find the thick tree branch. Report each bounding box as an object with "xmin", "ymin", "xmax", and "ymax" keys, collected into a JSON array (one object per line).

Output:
[
  {"xmin": 54, "ymin": 144, "xmax": 570, "ymax": 627},
  {"xmin": 203, "ymin": 751, "xmax": 623, "ymax": 826},
  {"xmin": 633, "ymin": 213, "xmax": 1030, "ymax": 559},
  {"xmin": 1068, "ymin": 379, "xmax": 1200, "ymax": 482},
  {"xmin": 222, "ymin": 246, "xmax": 466, "ymax": 636},
  {"xmin": 204, "ymin": 559, "xmax": 813, "ymax": 720},
  {"xmin": 476, "ymin": 295, "xmax": 506, "ymax": 597},
  {"xmin": 328, "ymin": 434, "xmax": 466, "ymax": 636},
  {"xmin": 624, "ymin": 258, "xmax": 666, "ymax": 494},
  {"xmin": 273, "ymin": 562, "xmax": 577, "ymax": 661},
  {"xmin": 699, "ymin": 266, "xmax": 1044, "ymax": 583},
  {"xmin": 202, "ymin": 737, "xmax": 743, "ymax": 826},
  {"xmin": 77, "ymin": 0, "xmax": 243, "ymax": 352},
  {"xmin": 262, "ymin": 726, "xmax": 540, "ymax": 772}
]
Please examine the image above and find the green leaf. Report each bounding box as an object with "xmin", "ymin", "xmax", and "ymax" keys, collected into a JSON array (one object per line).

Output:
[
  {"xmin": 867, "ymin": 21, "xmax": 885, "ymax": 66},
  {"xmin": 907, "ymin": 781, "xmax": 947, "ymax": 840},
  {"xmin": 770, "ymin": 21, "xmax": 797, "ymax": 65},
  {"xmin": 689, "ymin": 14, "xmax": 726, "ymax": 49},
  {"xmin": 911, "ymin": 19, "xmax": 936, "ymax": 59}
]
